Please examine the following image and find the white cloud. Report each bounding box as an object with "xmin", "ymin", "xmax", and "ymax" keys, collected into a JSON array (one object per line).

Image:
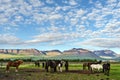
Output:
[
  {"xmin": 107, "ymin": 0, "xmax": 117, "ymax": 4},
  {"xmin": 0, "ymin": 0, "xmax": 120, "ymax": 51},
  {"xmin": 41, "ymin": 6, "xmax": 54, "ymax": 13},
  {"xmin": 69, "ymin": 0, "xmax": 77, "ymax": 5},
  {"xmin": 46, "ymin": 0, "xmax": 54, "ymax": 4},
  {"xmin": 0, "ymin": 34, "xmax": 22, "ymax": 45},
  {"xmin": 25, "ymin": 31, "xmax": 84, "ymax": 44},
  {"xmin": 25, "ymin": 33, "xmax": 64, "ymax": 44},
  {"xmin": 70, "ymin": 18, "xmax": 78, "ymax": 25},
  {"xmin": 76, "ymin": 9, "xmax": 85, "ymax": 17},
  {"xmin": 89, "ymin": 0, "xmax": 93, "ymax": 4},
  {"xmin": 29, "ymin": 0, "xmax": 44, "ymax": 7},
  {"xmin": 80, "ymin": 38, "xmax": 120, "ymax": 48},
  {"xmin": 49, "ymin": 14, "xmax": 62, "ymax": 20}
]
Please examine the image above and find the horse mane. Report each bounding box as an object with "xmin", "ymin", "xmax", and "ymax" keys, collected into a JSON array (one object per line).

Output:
[
  {"xmin": 16, "ymin": 60, "xmax": 23, "ymax": 64},
  {"xmin": 91, "ymin": 60, "xmax": 102, "ymax": 64}
]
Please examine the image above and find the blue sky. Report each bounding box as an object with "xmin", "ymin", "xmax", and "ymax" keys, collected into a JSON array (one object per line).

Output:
[{"xmin": 0, "ymin": 0, "xmax": 120, "ymax": 54}]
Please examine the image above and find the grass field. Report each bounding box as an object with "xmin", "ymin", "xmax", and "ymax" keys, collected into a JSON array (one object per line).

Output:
[
  {"xmin": 0, "ymin": 54, "xmax": 25, "ymax": 59},
  {"xmin": 0, "ymin": 62, "xmax": 120, "ymax": 80}
]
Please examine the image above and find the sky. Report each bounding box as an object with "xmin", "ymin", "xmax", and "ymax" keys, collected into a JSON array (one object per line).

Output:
[{"xmin": 0, "ymin": 0, "xmax": 120, "ymax": 54}]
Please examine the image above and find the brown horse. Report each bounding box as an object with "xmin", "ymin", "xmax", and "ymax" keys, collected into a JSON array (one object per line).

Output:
[
  {"xmin": 83, "ymin": 60, "xmax": 102, "ymax": 71},
  {"xmin": 6, "ymin": 60, "xmax": 23, "ymax": 73}
]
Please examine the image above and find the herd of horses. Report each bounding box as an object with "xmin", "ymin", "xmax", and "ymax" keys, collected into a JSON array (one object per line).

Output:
[
  {"xmin": 5, "ymin": 60, "xmax": 110, "ymax": 76},
  {"xmin": 83, "ymin": 60, "xmax": 110, "ymax": 76}
]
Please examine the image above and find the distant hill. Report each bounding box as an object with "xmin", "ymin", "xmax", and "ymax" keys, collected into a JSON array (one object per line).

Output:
[
  {"xmin": 0, "ymin": 49, "xmax": 43, "ymax": 56},
  {"xmin": 63, "ymin": 48, "xmax": 101, "ymax": 60},
  {"xmin": 0, "ymin": 48, "xmax": 118, "ymax": 60},
  {"xmin": 93, "ymin": 50, "xmax": 118, "ymax": 59},
  {"xmin": 44, "ymin": 50, "xmax": 62, "ymax": 56}
]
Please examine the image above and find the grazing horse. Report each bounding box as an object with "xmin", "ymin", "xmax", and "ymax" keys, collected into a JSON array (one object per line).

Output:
[
  {"xmin": 58, "ymin": 61, "xmax": 63, "ymax": 72},
  {"xmin": 45, "ymin": 60, "xmax": 61, "ymax": 72},
  {"xmin": 83, "ymin": 60, "xmax": 102, "ymax": 70},
  {"xmin": 90, "ymin": 64, "xmax": 103, "ymax": 73},
  {"xmin": 6, "ymin": 60, "xmax": 23, "ymax": 73},
  {"xmin": 65, "ymin": 61, "xmax": 69, "ymax": 72},
  {"xmin": 103, "ymin": 62, "xmax": 110, "ymax": 76},
  {"xmin": 34, "ymin": 61, "xmax": 40, "ymax": 67}
]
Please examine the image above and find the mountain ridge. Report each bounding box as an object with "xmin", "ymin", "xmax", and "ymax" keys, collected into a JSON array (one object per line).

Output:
[
  {"xmin": 93, "ymin": 50, "xmax": 118, "ymax": 59},
  {"xmin": 0, "ymin": 48, "xmax": 118, "ymax": 59}
]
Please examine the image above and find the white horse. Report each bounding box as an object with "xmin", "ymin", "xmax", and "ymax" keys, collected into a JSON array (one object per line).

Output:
[{"xmin": 90, "ymin": 64, "xmax": 103, "ymax": 73}]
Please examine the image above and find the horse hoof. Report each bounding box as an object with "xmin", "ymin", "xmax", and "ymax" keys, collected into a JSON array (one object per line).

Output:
[
  {"xmin": 15, "ymin": 70, "xmax": 18, "ymax": 72},
  {"xmin": 6, "ymin": 71, "xmax": 9, "ymax": 73}
]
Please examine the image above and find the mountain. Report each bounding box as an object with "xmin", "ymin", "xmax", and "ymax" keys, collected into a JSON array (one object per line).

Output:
[
  {"xmin": 0, "ymin": 49, "xmax": 43, "ymax": 56},
  {"xmin": 0, "ymin": 48, "xmax": 118, "ymax": 60},
  {"xmin": 93, "ymin": 50, "xmax": 118, "ymax": 59},
  {"xmin": 63, "ymin": 48, "xmax": 101, "ymax": 59},
  {"xmin": 44, "ymin": 50, "xmax": 62, "ymax": 56}
]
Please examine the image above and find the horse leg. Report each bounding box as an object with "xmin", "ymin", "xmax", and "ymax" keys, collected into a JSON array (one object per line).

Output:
[
  {"xmin": 88, "ymin": 65, "xmax": 90, "ymax": 71},
  {"xmin": 6, "ymin": 65, "xmax": 9, "ymax": 73},
  {"xmin": 15, "ymin": 67, "xmax": 18, "ymax": 72},
  {"xmin": 90, "ymin": 66, "xmax": 94, "ymax": 73},
  {"xmin": 60, "ymin": 67, "xmax": 62, "ymax": 72},
  {"xmin": 103, "ymin": 68, "xmax": 104, "ymax": 73},
  {"xmin": 54, "ymin": 66, "xmax": 57, "ymax": 72},
  {"xmin": 83, "ymin": 64, "xmax": 85, "ymax": 70},
  {"xmin": 45, "ymin": 65, "xmax": 49, "ymax": 72},
  {"xmin": 106, "ymin": 70, "xmax": 109, "ymax": 76},
  {"xmin": 46, "ymin": 67, "xmax": 48, "ymax": 72},
  {"xmin": 50, "ymin": 67, "xmax": 54, "ymax": 72},
  {"xmin": 104, "ymin": 69, "xmax": 107, "ymax": 75}
]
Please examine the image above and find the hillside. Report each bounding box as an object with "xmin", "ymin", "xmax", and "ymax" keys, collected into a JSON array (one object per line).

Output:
[
  {"xmin": 63, "ymin": 48, "xmax": 101, "ymax": 60},
  {"xmin": 0, "ymin": 49, "xmax": 43, "ymax": 56},
  {"xmin": 44, "ymin": 50, "xmax": 62, "ymax": 56},
  {"xmin": 94, "ymin": 50, "xmax": 118, "ymax": 59},
  {"xmin": 0, "ymin": 48, "xmax": 118, "ymax": 60}
]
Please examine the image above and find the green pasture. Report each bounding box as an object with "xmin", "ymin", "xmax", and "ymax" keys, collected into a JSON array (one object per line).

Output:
[
  {"xmin": 0, "ymin": 62, "xmax": 120, "ymax": 80},
  {"xmin": 0, "ymin": 53, "xmax": 103, "ymax": 61},
  {"xmin": 0, "ymin": 54, "xmax": 24, "ymax": 59}
]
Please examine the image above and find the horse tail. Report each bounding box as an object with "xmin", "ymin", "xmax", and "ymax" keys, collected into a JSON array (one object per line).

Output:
[{"xmin": 83, "ymin": 63, "xmax": 88, "ymax": 70}]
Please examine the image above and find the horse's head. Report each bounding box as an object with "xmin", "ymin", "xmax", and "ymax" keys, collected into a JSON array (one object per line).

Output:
[
  {"xmin": 98, "ymin": 60, "xmax": 102, "ymax": 64},
  {"xmin": 17, "ymin": 60, "xmax": 23, "ymax": 64}
]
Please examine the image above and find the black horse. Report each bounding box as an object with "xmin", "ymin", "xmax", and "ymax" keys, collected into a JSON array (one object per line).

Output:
[
  {"xmin": 83, "ymin": 60, "xmax": 102, "ymax": 70},
  {"xmin": 45, "ymin": 60, "xmax": 61, "ymax": 72},
  {"xmin": 34, "ymin": 61, "xmax": 40, "ymax": 67},
  {"xmin": 103, "ymin": 62, "xmax": 110, "ymax": 76},
  {"xmin": 65, "ymin": 61, "xmax": 69, "ymax": 72}
]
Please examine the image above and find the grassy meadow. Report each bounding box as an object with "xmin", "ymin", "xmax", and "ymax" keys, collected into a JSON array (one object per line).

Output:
[{"xmin": 0, "ymin": 62, "xmax": 120, "ymax": 80}]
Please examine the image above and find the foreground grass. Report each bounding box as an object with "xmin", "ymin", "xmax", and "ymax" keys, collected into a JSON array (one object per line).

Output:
[{"xmin": 0, "ymin": 62, "xmax": 120, "ymax": 80}]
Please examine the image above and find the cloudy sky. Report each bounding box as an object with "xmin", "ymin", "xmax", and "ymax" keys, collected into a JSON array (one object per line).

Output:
[{"xmin": 0, "ymin": 0, "xmax": 120, "ymax": 53}]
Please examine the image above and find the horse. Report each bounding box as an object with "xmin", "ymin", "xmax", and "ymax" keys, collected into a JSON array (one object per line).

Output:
[
  {"xmin": 45, "ymin": 60, "xmax": 61, "ymax": 72},
  {"xmin": 90, "ymin": 64, "xmax": 103, "ymax": 73},
  {"xmin": 64, "ymin": 61, "xmax": 69, "ymax": 72},
  {"xmin": 103, "ymin": 62, "xmax": 110, "ymax": 76},
  {"xmin": 58, "ymin": 61, "xmax": 63, "ymax": 72},
  {"xmin": 6, "ymin": 60, "xmax": 23, "ymax": 73},
  {"xmin": 83, "ymin": 60, "xmax": 102, "ymax": 70},
  {"xmin": 34, "ymin": 61, "xmax": 40, "ymax": 67}
]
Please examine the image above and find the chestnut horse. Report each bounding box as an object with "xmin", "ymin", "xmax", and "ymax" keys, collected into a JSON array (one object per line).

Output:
[{"xmin": 6, "ymin": 60, "xmax": 23, "ymax": 73}]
